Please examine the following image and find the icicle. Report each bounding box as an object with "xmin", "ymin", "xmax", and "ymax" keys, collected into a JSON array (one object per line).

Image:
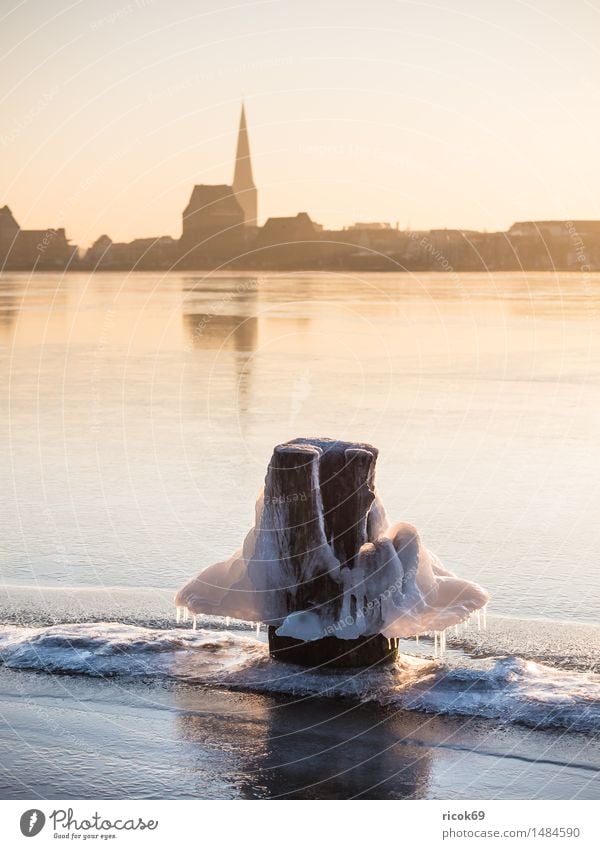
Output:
[
  {"xmin": 256, "ymin": 621, "xmax": 261, "ymax": 637},
  {"xmin": 476, "ymin": 610, "xmax": 481, "ymax": 630},
  {"xmin": 482, "ymin": 605, "xmax": 487, "ymax": 629},
  {"xmin": 225, "ymin": 616, "xmax": 231, "ymax": 628},
  {"xmin": 415, "ymin": 634, "xmax": 419, "ymax": 645},
  {"xmin": 387, "ymin": 638, "xmax": 392, "ymax": 650},
  {"xmin": 192, "ymin": 614, "xmax": 197, "ymax": 631},
  {"xmin": 183, "ymin": 607, "xmax": 189, "ymax": 623},
  {"xmin": 433, "ymin": 631, "xmax": 438, "ymax": 657},
  {"xmin": 176, "ymin": 607, "xmax": 181, "ymax": 624}
]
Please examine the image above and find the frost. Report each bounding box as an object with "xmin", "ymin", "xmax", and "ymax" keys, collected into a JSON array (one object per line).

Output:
[{"xmin": 176, "ymin": 438, "xmax": 489, "ymax": 642}]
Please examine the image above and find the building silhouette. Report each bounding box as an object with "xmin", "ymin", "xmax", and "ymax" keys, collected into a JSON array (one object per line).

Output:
[
  {"xmin": 3, "ymin": 103, "xmax": 600, "ymax": 272},
  {"xmin": 254, "ymin": 212, "xmax": 323, "ymax": 267},
  {"xmin": 0, "ymin": 205, "xmax": 74, "ymax": 269},
  {"xmin": 179, "ymin": 103, "xmax": 256, "ymax": 266},
  {"xmin": 180, "ymin": 185, "xmax": 245, "ymax": 264},
  {"xmin": 84, "ymin": 233, "xmax": 177, "ymax": 269},
  {"xmin": 232, "ymin": 103, "xmax": 258, "ymax": 227}
]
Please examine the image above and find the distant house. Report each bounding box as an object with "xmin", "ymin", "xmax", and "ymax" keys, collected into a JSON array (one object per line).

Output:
[
  {"xmin": 256, "ymin": 212, "xmax": 318, "ymax": 246},
  {"xmin": 0, "ymin": 205, "xmax": 19, "ymax": 236},
  {"xmin": 0, "ymin": 206, "xmax": 19, "ymax": 263},
  {"xmin": 127, "ymin": 236, "xmax": 177, "ymax": 269},
  {"xmin": 84, "ymin": 235, "xmax": 121, "ymax": 268},
  {"xmin": 508, "ymin": 220, "xmax": 600, "ymax": 239},
  {"xmin": 83, "ymin": 234, "xmax": 177, "ymax": 269},
  {"xmin": 0, "ymin": 205, "xmax": 75, "ymax": 269},
  {"xmin": 506, "ymin": 221, "xmax": 600, "ymax": 270},
  {"xmin": 253, "ymin": 212, "xmax": 319, "ymax": 267}
]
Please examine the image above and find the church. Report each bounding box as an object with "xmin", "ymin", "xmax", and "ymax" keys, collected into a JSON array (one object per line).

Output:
[{"xmin": 179, "ymin": 103, "xmax": 257, "ymax": 264}]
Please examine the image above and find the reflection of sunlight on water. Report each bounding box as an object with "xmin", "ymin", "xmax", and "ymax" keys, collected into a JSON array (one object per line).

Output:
[
  {"xmin": 172, "ymin": 681, "xmax": 437, "ymax": 799},
  {"xmin": 180, "ymin": 692, "xmax": 435, "ymax": 800}
]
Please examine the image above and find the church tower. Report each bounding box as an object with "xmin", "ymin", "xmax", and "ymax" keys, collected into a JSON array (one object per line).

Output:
[{"xmin": 232, "ymin": 102, "xmax": 258, "ymax": 227}]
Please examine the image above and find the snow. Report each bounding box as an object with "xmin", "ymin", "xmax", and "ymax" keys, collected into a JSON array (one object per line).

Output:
[{"xmin": 276, "ymin": 611, "xmax": 326, "ymax": 641}]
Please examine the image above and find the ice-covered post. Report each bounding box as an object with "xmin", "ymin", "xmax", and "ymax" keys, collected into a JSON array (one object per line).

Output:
[
  {"xmin": 175, "ymin": 436, "xmax": 489, "ymax": 669},
  {"xmin": 251, "ymin": 439, "xmax": 397, "ymax": 668}
]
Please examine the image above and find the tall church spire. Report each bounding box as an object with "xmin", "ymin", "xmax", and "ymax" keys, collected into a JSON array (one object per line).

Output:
[{"xmin": 232, "ymin": 102, "xmax": 257, "ymax": 226}]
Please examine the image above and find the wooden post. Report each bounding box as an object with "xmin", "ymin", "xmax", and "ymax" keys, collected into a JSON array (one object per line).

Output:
[{"xmin": 250, "ymin": 438, "xmax": 396, "ymax": 669}]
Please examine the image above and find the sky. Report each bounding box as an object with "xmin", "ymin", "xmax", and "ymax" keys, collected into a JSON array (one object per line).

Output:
[{"xmin": 1, "ymin": 0, "xmax": 600, "ymax": 247}]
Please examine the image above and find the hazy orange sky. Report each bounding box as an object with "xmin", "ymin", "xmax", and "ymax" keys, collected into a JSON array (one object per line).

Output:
[{"xmin": 2, "ymin": 0, "xmax": 600, "ymax": 247}]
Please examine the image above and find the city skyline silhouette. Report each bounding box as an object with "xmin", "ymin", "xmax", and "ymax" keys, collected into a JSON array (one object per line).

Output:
[
  {"xmin": 1, "ymin": 0, "xmax": 600, "ymax": 249},
  {"xmin": 2, "ymin": 100, "xmax": 600, "ymax": 271}
]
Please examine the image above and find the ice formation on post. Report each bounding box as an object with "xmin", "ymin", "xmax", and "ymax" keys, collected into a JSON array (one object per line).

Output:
[{"xmin": 175, "ymin": 438, "xmax": 489, "ymax": 645}]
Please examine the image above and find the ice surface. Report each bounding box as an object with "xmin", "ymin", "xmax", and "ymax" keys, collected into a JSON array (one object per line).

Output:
[
  {"xmin": 176, "ymin": 439, "xmax": 489, "ymax": 642},
  {"xmin": 0, "ymin": 622, "xmax": 265, "ymax": 680},
  {"xmin": 399, "ymin": 656, "xmax": 600, "ymax": 732},
  {"xmin": 1, "ymin": 622, "xmax": 598, "ymax": 733}
]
